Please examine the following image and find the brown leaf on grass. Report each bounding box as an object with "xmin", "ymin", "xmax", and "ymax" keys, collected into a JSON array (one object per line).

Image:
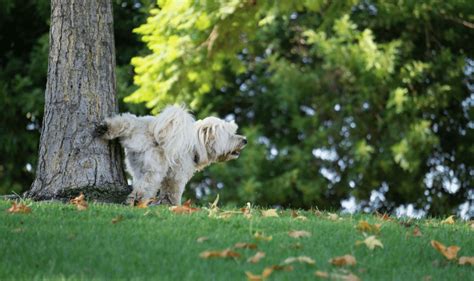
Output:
[
  {"xmin": 70, "ymin": 193, "xmax": 88, "ymax": 211},
  {"xmin": 375, "ymin": 212, "xmax": 394, "ymax": 222},
  {"xmin": 314, "ymin": 271, "xmax": 329, "ymax": 278},
  {"xmin": 234, "ymin": 242, "xmax": 258, "ymax": 249},
  {"xmin": 196, "ymin": 236, "xmax": 209, "ymax": 243},
  {"xmin": 254, "ymin": 232, "xmax": 272, "ymax": 241},
  {"xmin": 291, "ymin": 210, "xmax": 308, "ymax": 220},
  {"xmin": 136, "ymin": 199, "xmax": 152, "ymax": 209},
  {"xmin": 7, "ymin": 202, "xmax": 31, "ymax": 214},
  {"xmin": 169, "ymin": 199, "xmax": 200, "ymax": 214},
  {"xmin": 217, "ymin": 211, "xmax": 239, "ymax": 219},
  {"xmin": 458, "ymin": 256, "xmax": 474, "ymax": 265},
  {"xmin": 245, "ymin": 266, "xmax": 274, "ymax": 281},
  {"xmin": 261, "ymin": 209, "xmax": 279, "ymax": 217},
  {"xmin": 288, "ymin": 230, "xmax": 311, "ymax": 238},
  {"xmin": 413, "ymin": 226, "xmax": 423, "ymax": 237},
  {"xmin": 111, "ymin": 215, "xmax": 124, "ymax": 224},
  {"xmin": 431, "ymin": 240, "xmax": 460, "ymax": 260},
  {"xmin": 334, "ymin": 273, "xmax": 361, "ymax": 281},
  {"xmin": 469, "ymin": 221, "xmax": 474, "ymax": 230},
  {"xmin": 356, "ymin": 220, "xmax": 381, "ymax": 234},
  {"xmin": 327, "ymin": 213, "xmax": 339, "ymax": 221},
  {"xmin": 356, "ymin": 235, "xmax": 383, "ymax": 250},
  {"xmin": 283, "ymin": 256, "xmax": 316, "ymax": 265},
  {"xmin": 329, "ymin": 254, "xmax": 357, "ymax": 266},
  {"xmin": 200, "ymin": 248, "xmax": 240, "ymax": 259},
  {"xmin": 270, "ymin": 265, "xmax": 294, "ymax": 271},
  {"xmin": 245, "ymin": 266, "xmax": 287, "ymax": 281},
  {"xmin": 247, "ymin": 251, "xmax": 266, "ymax": 263},
  {"xmin": 441, "ymin": 215, "xmax": 455, "ymax": 225},
  {"xmin": 313, "ymin": 209, "xmax": 323, "ymax": 217},
  {"xmin": 245, "ymin": 271, "xmax": 265, "ymax": 281}
]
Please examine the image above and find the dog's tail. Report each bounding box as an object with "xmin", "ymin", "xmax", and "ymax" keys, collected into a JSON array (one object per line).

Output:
[
  {"xmin": 93, "ymin": 113, "xmax": 137, "ymax": 140},
  {"xmin": 152, "ymin": 105, "xmax": 196, "ymax": 165}
]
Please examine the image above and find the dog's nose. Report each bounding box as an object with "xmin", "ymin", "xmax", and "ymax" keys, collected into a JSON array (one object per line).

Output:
[{"xmin": 242, "ymin": 138, "xmax": 248, "ymax": 145}]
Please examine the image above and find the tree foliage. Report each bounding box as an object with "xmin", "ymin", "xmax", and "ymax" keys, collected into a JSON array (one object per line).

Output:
[{"xmin": 130, "ymin": 0, "xmax": 474, "ymax": 216}]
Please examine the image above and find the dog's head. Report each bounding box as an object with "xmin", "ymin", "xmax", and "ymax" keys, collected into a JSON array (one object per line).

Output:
[{"xmin": 194, "ymin": 117, "xmax": 247, "ymax": 168}]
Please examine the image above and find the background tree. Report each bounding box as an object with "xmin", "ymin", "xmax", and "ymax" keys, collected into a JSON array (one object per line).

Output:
[
  {"xmin": 26, "ymin": 0, "xmax": 131, "ymax": 201},
  {"xmin": 0, "ymin": 0, "xmax": 151, "ymax": 196},
  {"xmin": 128, "ymin": 0, "xmax": 473, "ymax": 217}
]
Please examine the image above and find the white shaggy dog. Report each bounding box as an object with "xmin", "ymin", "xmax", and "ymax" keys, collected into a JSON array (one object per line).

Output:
[{"xmin": 94, "ymin": 105, "xmax": 246, "ymax": 205}]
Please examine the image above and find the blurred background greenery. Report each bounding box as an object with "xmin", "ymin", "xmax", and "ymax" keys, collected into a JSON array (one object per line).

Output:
[{"xmin": 0, "ymin": 0, "xmax": 472, "ymax": 218}]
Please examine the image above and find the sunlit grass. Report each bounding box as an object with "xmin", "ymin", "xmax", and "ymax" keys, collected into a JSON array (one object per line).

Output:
[{"xmin": 1, "ymin": 200, "xmax": 472, "ymax": 281}]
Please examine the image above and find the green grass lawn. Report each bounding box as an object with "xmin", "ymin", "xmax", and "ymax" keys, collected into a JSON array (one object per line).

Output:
[{"xmin": 0, "ymin": 199, "xmax": 472, "ymax": 281}]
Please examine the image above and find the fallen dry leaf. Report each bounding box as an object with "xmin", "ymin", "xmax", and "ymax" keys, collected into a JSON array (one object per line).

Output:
[
  {"xmin": 329, "ymin": 254, "xmax": 357, "ymax": 266},
  {"xmin": 261, "ymin": 208, "xmax": 279, "ymax": 217},
  {"xmin": 7, "ymin": 202, "xmax": 31, "ymax": 214},
  {"xmin": 245, "ymin": 267, "xmax": 282, "ymax": 281},
  {"xmin": 288, "ymin": 230, "xmax": 311, "ymax": 238},
  {"xmin": 70, "ymin": 193, "xmax": 88, "ymax": 211},
  {"xmin": 314, "ymin": 271, "xmax": 329, "ymax": 278},
  {"xmin": 431, "ymin": 240, "xmax": 460, "ymax": 260},
  {"xmin": 356, "ymin": 235, "xmax": 383, "ymax": 250},
  {"xmin": 200, "ymin": 248, "xmax": 240, "ymax": 259},
  {"xmin": 356, "ymin": 220, "xmax": 381, "ymax": 234},
  {"xmin": 441, "ymin": 215, "xmax": 455, "ymax": 225},
  {"xmin": 217, "ymin": 211, "xmax": 239, "ymax": 219},
  {"xmin": 111, "ymin": 215, "xmax": 124, "ymax": 224},
  {"xmin": 234, "ymin": 242, "xmax": 258, "ymax": 249},
  {"xmin": 327, "ymin": 213, "xmax": 339, "ymax": 221},
  {"xmin": 270, "ymin": 265, "xmax": 294, "ymax": 271},
  {"xmin": 458, "ymin": 256, "xmax": 474, "ymax": 265},
  {"xmin": 245, "ymin": 267, "xmax": 274, "ymax": 281},
  {"xmin": 196, "ymin": 236, "xmax": 209, "ymax": 243},
  {"xmin": 169, "ymin": 199, "xmax": 200, "ymax": 214},
  {"xmin": 135, "ymin": 199, "xmax": 154, "ymax": 208},
  {"xmin": 413, "ymin": 226, "xmax": 423, "ymax": 237},
  {"xmin": 245, "ymin": 271, "xmax": 265, "ymax": 281},
  {"xmin": 375, "ymin": 212, "xmax": 394, "ymax": 222},
  {"xmin": 283, "ymin": 256, "xmax": 316, "ymax": 265},
  {"xmin": 469, "ymin": 221, "xmax": 474, "ymax": 230},
  {"xmin": 291, "ymin": 210, "xmax": 298, "ymax": 218},
  {"xmin": 254, "ymin": 232, "xmax": 272, "ymax": 241},
  {"xmin": 333, "ymin": 273, "xmax": 361, "ymax": 281},
  {"xmin": 291, "ymin": 210, "xmax": 308, "ymax": 220},
  {"xmin": 247, "ymin": 251, "xmax": 266, "ymax": 263},
  {"xmin": 315, "ymin": 271, "xmax": 360, "ymax": 281}
]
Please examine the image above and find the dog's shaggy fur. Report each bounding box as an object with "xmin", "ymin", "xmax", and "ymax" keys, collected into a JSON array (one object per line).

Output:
[{"xmin": 95, "ymin": 105, "xmax": 246, "ymax": 205}]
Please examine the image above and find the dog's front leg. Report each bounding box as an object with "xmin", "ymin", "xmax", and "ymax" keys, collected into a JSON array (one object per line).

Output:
[{"xmin": 127, "ymin": 171, "xmax": 164, "ymax": 205}]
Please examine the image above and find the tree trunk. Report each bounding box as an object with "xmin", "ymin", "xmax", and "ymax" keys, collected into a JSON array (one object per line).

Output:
[{"xmin": 27, "ymin": 0, "xmax": 129, "ymax": 202}]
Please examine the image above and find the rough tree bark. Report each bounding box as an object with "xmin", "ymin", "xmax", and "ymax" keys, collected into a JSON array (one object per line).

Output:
[{"xmin": 27, "ymin": 0, "xmax": 129, "ymax": 202}]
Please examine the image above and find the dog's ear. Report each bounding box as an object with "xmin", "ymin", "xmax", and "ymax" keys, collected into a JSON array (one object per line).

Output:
[{"xmin": 195, "ymin": 123, "xmax": 217, "ymax": 167}]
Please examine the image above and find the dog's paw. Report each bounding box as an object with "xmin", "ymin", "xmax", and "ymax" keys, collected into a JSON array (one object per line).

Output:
[
  {"xmin": 156, "ymin": 193, "xmax": 174, "ymax": 206},
  {"xmin": 92, "ymin": 122, "xmax": 108, "ymax": 137}
]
